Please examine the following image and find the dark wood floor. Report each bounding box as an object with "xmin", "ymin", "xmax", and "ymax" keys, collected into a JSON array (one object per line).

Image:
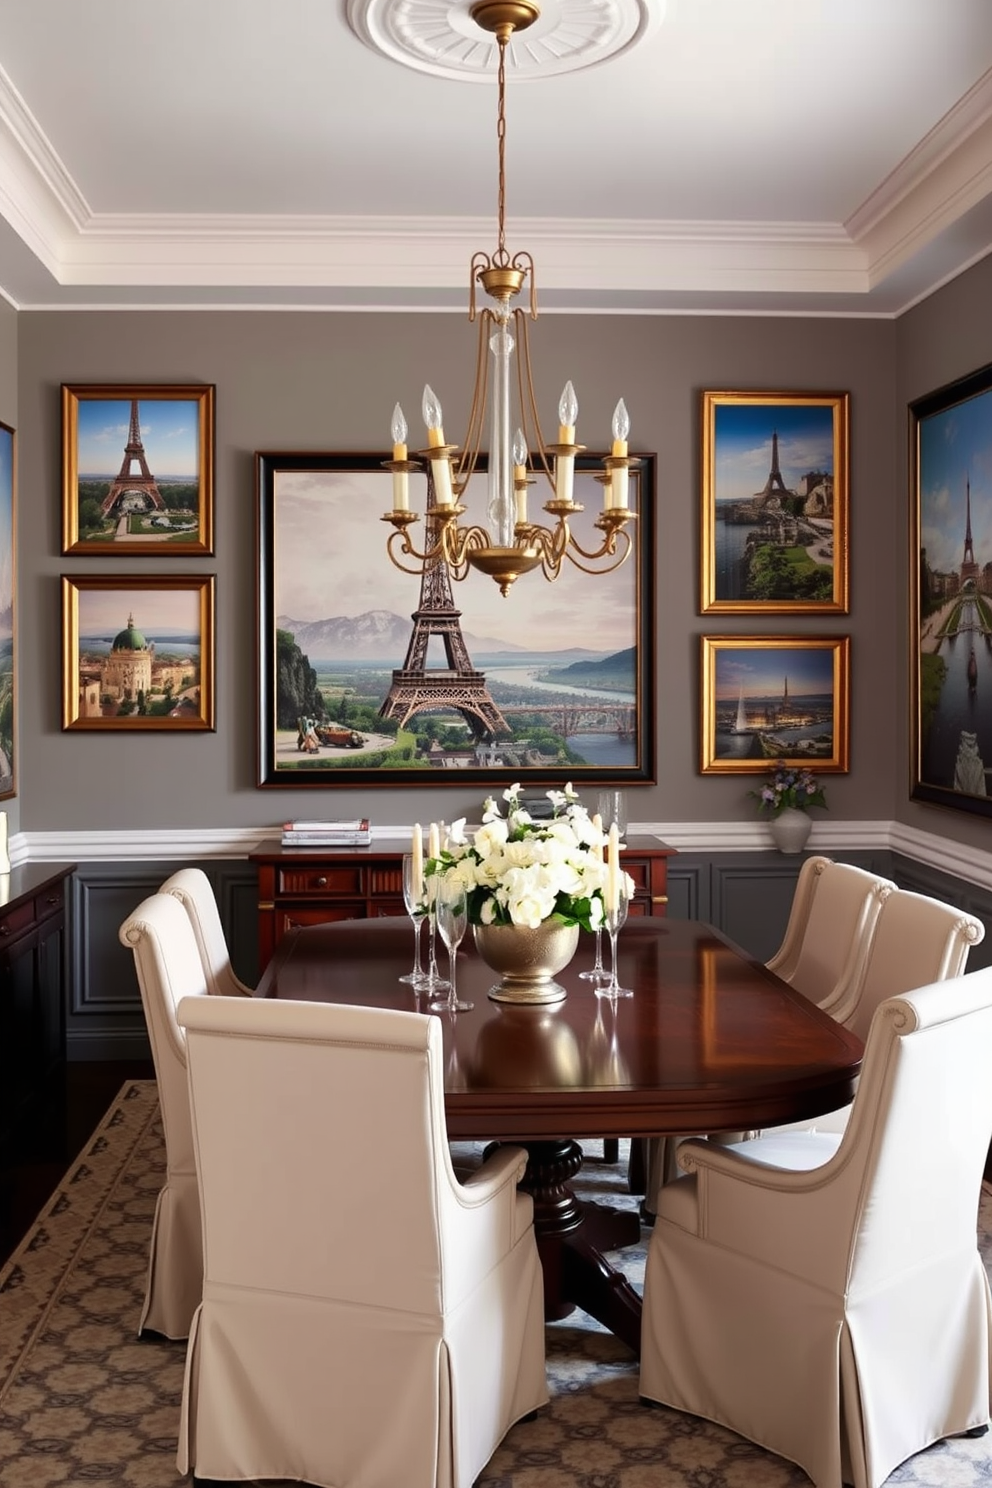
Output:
[{"xmin": 0, "ymin": 1059, "xmax": 155, "ymax": 1269}]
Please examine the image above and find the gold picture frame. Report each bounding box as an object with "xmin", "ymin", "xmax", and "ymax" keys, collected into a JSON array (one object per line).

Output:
[
  {"xmin": 700, "ymin": 634, "xmax": 850, "ymax": 774},
  {"xmin": 62, "ymin": 573, "xmax": 215, "ymax": 731},
  {"xmin": 700, "ymin": 390, "xmax": 849, "ymax": 614},
  {"xmin": 61, "ymin": 384, "xmax": 215, "ymax": 555}
]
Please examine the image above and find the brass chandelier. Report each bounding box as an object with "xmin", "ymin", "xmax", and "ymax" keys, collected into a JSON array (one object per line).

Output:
[{"xmin": 381, "ymin": 0, "xmax": 637, "ymax": 597}]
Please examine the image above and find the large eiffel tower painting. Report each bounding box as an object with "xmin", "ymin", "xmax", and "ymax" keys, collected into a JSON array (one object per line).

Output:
[
  {"xmin": 379, "ymin": 476, "xmax": 509, "ymax": 742},
  {"xmin": 100, "ymin": 399, "xmax": 165, "ymax": 517}
]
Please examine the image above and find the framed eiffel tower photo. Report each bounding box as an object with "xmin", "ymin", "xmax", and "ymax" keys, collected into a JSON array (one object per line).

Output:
[
  {"xmin": 61, "ymin": 384, "xmax": 215, "ymax": 555},
  {"xmin": 911, "ymin": 360, "xmax": 992, "ymax": 819},
  {"xmin": 700, "ymin": 391, "xmax": 849, "ymax": 615},
  {"xmin": 255, "ymin": 450, "xmax": 656, "ymax": 788}
]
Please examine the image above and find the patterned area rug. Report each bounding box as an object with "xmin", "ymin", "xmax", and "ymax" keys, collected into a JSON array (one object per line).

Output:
[{"xmin": 2, "ymin": 1081, "xmax": 992, "ymax": 1487}]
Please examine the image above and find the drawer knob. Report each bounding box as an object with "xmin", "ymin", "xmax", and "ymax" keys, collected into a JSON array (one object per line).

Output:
[
  {"xmin": 0, "ymin": 923, "xmax": 9, "ymax": 935},
  {"xmin": 315, "ymin": 875, "xmax": 328, "ymax": 887}
]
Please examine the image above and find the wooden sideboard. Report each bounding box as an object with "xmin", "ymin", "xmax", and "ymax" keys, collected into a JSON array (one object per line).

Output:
[
  {"xmin": 0, "ymin": 862, "xmax": 74, "ymax": 1168},
  {"xmin": 249, "ymin": 834, "xmax": 675, "ymax": 968}
]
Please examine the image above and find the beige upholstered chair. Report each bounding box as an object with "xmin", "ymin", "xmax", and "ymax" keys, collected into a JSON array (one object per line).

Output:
[
  {"xmin": 175, "ymin": 993, "xmax": 548, "ymax": 1488},
  {"xmin": 640, "ymin": 969, "xmax": 992, "ymax": 1488},
  {"xmin": 641, "ymin": 858, "xmax": 897, "ymax": 1205},
  {"xmin": 766, "ymin": 855, "xmax": 896, "ymax": 1008},
  {"xmin": 746, "ymin": 884, "xmax": 985, "ymax": 1142},
  {"xmin": 158, "ymin": 866, "xmax": 252, "ymax": 997},
  {"xmin": 118, "ymin": 892, "xmax": 207, "ymax": 1340}
]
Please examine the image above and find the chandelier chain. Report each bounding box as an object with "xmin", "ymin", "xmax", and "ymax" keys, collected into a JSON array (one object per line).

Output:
[{"xmin": 495, "ymin": 35, "xmax": 508, "ymax": 267}]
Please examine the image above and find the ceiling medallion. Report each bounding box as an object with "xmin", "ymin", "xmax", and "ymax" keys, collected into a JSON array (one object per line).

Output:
[{"xmin": 346, "ymin": 0, "xmax": 660, "ymax": 82}]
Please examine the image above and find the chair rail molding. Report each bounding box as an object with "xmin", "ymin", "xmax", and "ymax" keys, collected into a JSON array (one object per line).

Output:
[{"xmin": 17, "ymin": 819, "xmax": 992, "ymax": 886}]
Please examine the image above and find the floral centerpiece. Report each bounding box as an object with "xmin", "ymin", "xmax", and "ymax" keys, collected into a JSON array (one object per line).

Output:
[
  {"xmin": 748, "ymin": 764, "xmax": 828, "ymax": 817},
  {"xmin": 429, "ymin": 782, "xmax": 633, "ymax": 931}
]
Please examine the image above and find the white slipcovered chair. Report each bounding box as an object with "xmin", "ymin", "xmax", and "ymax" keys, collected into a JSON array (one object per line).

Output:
[
  {"xmin": 157, "ymin": 865, "xmax": 253, "ymax": 997},
  {"xmin": 640, "ymin": 968, "xmax": 992, "ymax": 1488},
  {"xmin": 641, "ymin": 858, "xmax": 897, "ymax": 1206},
  {"xmin": 175, "ymin": 993, "xmax": 548, "ymax": 1488},
  {"xmin": 766, "ymin": 855, "xmax": 896, "ymax": 1009},
  {"xmin": 118, "ymin": 892, "xmax": 207, "ymax": 1340}
]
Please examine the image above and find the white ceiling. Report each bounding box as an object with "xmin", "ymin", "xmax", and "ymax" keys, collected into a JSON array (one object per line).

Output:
[{"xmin": 1, "ymin": 0, "xmax": 992, "ymax": 316}]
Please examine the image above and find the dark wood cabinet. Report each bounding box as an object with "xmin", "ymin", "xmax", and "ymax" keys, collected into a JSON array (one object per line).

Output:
[
  {"xmin": 0, "ymin": 863, "xmax": 74, "ymax": 1166},
  {"xmin": 249, "ymin": 835, "xmax": 674, "ymax": 967}
]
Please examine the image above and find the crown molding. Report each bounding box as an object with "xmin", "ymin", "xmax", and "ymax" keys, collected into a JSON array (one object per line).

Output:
[{"xmin": 0, "ymin": 49, "xmax": 988, "ymax": 312}]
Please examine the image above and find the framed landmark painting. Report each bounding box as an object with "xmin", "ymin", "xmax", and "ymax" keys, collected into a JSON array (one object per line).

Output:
[
  {"xmin": 61, "ymin": 384, "xmax": 215, "ymax": 555},
  {"xmin": 0, "ymin": 421, "xmax": 15, "ymax": 798},
  {"xmin": 255, "ymin": 450, "xmax": 656, "ymax": 788},
  {"xmin": 912, "ymin": 361, "xmax": 992, "ymax": 818},
  {"xmin": 700, "ymin": 391, "xmax": 849, "ymax": 615},
  {"xmin": 700, "ymin": 635, "xmax": 850, "ymax": 774},
  {"xmin": 61, "ymin": 573, "xmax": 215, "ymax": 731}
]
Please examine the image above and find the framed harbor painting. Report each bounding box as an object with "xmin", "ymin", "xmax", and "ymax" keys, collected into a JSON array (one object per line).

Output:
[
  {"xmin": 700, "ymin": 635, "xmax": 850, "ymax": 774},
  {"xmin": 0, "ymin": 421, "xmax": 15, "ymax": 798},
  {"xmin": 700, "ymin": 391, "xmax": 849, "ymax": 615},
  {"xmin": 912, "ymin": 361, "xmax": 992, "ymax": 817},
  {"xmin": 61, "ymin": 384, "xmax": 215, "ymax": 555},
  {"xmin": 61, "ymin": 573, "xmax": 215, "ymax": 731},
  {"xmin": 255, "ymin": 451, "xmax": 656, "ymax": 788}
]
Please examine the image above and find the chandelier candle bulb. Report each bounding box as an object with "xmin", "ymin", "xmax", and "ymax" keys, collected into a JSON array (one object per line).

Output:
[
  {"xmin": 610, "ymin": 398, "xmax": 630, "ymax": 510},
  {"xmin": 423, "ymin": 384, "xmax": 455, "ymax": 506},
  {"xmin": 512, "ymin": 426, "xmax": 528, "ymax": 525},
  {"xmin": 390, "ymin": 403, "xmax": 410, "ymax": 511},
  {"xmin": 554, "ymin": 380, "xmax": 578, "ymax": 504}
]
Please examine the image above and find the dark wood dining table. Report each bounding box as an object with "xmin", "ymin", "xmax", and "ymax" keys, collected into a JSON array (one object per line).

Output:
[{"xmin": 256, "ymin": 915, "xmax": 863, "ymax": 1356}]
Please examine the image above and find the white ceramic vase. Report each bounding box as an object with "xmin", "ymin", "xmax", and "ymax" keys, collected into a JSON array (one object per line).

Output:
[{"xmin": 768, "ymin": 806, "xmax": 812, "ymax": 855}]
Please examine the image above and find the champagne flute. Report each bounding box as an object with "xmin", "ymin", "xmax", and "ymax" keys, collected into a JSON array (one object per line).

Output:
[
  {"xmin": 579, "ymin": 920, "xmax": 608, "ymax": 982},
  {"xmin": 399, "ymin": 853, "xmax": 427, "ymax": 986},
  {"xmin": 431, "ymin": 879, "xmax": 472, "ymax": 1013},
  {"xmin": 422, "ymin": 868, "xmax": 450, "ymax": 994},
  {"xmin": 597, "ymin": 878, "xmax": 632, "ymax": 998}
]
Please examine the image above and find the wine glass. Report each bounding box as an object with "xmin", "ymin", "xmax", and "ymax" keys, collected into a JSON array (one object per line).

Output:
[
  {"xmin": 431, "ymin": 879, "xmax": 472, "ymax": 1013},
  {"xmin": 579, "ymin": 913, "xmax": 609, "ymax": 983},
  {"xmin": 399, "ymin": 853, "xmax": 427, "ymax": 986},
  {"xmin": 597, "ymin": 879, "xmax": 632, "ymax": 998}
]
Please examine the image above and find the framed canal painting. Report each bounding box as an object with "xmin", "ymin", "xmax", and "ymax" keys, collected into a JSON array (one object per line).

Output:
[
  {"xmin": 912, "ymin": 361, "xmax": 992, "ymax": 817},
  {"xmin": 0, "ymin": 421, "xmax": 15, "ymax": 798},
  {"xmin": 700, "ymin": 390, "xmax": 849, "ymax": 615},
  {"xmin": 61, "ymin": 573, "xmax": 215, "ymax": 731},
  {"xmin": 61, "ymin": 384, "xmax": 215, "ymax": 555},
  {"xmin": 700, "ymin": 635, "xmax": 850, "ymax": 774},
  {"xmin": 255, "ymin": 451, "xmax": 656, "ymax": 788}
]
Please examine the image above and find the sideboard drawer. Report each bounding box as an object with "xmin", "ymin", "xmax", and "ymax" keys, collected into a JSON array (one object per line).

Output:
[{"xmin": 277, "ymin": 867, "xmax": 363, "ymax": 897}]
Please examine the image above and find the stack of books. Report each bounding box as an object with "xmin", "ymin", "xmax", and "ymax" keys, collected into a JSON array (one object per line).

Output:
[{"xmin": 280, "ymin": 818, "xmax": 372, "ymax": 847}]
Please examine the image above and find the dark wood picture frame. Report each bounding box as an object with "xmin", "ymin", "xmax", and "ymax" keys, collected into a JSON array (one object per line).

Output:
[
  {"xmin": 700, "ymin": 634, "xmax": 850, "ymax": 774},
  {"xmin": 912, "ymin": 360, "xmax": 992, "ymax": 817},
  {"xmin": 700, "ymin": 390, "xmax": 849, "ymax": 615},
  {"xmin": 0, "ymin": 420, "xmax": 15, "ymax": 798},
  {"xmin": 61, "ymin": 573, "xmax": 215, "ymax": 731},
  {"xmin": 61, "ymin": 384, "xmax": 215, "ymax": 555},
  {"xmin": 256, "ymin": 450, "xmax": 656, "ymax": 788}
]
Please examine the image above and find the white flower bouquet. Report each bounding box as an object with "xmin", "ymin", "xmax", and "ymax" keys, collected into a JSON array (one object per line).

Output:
[{"xmin": 429, "ymin": 782, "xmax": 633, "ymax": 932}]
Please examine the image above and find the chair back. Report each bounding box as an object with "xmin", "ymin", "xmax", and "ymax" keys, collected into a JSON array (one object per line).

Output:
[
  {"xmin": 119, "ymin": 892, "xmax": 209, "ymax": 1167},
  {"xmin": 158, "ymin": 866, "xmax": 252, "ymax": 996},
  {"xmin": 767, "ymin": 855, "xmax": 894, "ymax": 1008},
  {"xmin": 178, "ymin": 994, "xmax": 461, "ymax": 1315},
  {"xmin": 830, "ymin": 887, "xmax": 985, "ymax": 1040},
  {"xmin": 838, "ymin": 971, "xmax": 992, "ymax": 1294}
]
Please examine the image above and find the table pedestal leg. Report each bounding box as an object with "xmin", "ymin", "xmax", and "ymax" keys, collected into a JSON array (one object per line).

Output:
[{"xmin": 518, "ymin": 1138, "xmax": 643, "ymax": 1357}]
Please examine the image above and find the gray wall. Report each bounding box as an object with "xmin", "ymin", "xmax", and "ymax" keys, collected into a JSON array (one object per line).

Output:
[{"xmin": 17, "ymin": 306, "xmax": 901, "ymax": 833}]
